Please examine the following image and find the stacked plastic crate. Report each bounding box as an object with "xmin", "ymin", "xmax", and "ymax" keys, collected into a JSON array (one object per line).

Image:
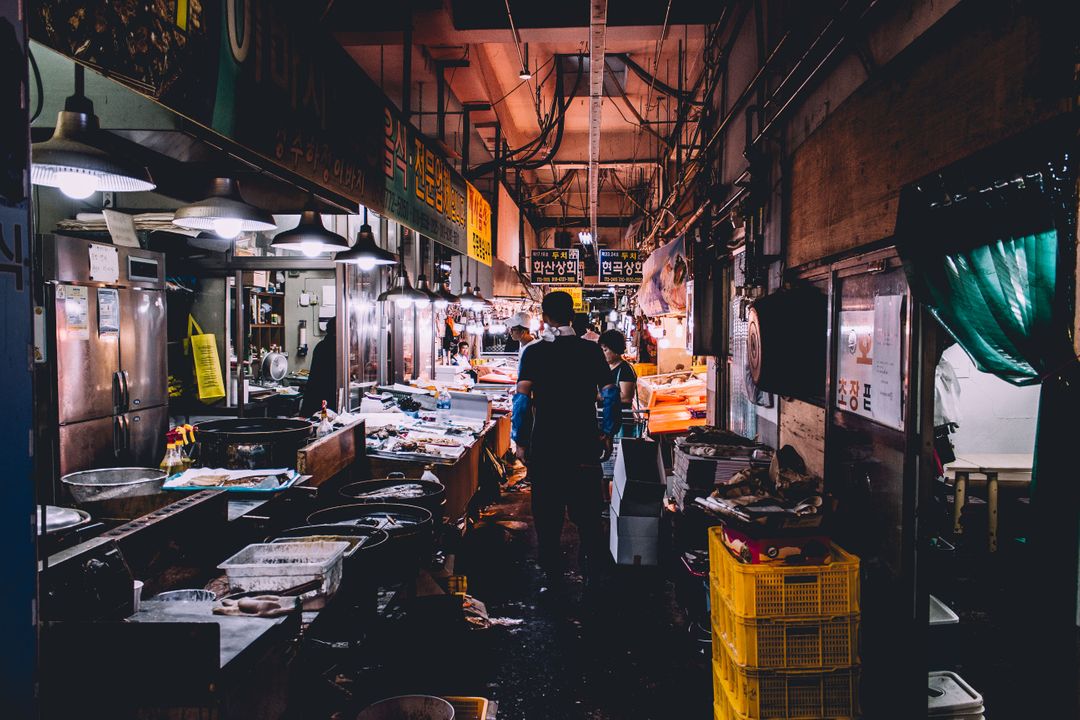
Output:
[{"xmin": 708, "ymin": 527, "xmax": 861, "ymax": 719}]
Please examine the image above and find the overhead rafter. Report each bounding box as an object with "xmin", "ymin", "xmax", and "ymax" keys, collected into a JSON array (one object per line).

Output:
[{"xmin": 588, "ymin": 0, "xmax": 608, "ymax": 244}]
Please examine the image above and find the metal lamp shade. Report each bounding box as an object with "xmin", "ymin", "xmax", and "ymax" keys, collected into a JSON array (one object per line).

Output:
[
  {"xmin": 271, "ymin": 208, "xmax": 350, "ymax": 254},
  {"xmin": 474, "ymin": 285, "xmax": 495, "ymax": 307},
  {"xmin": 173, "ymin": 178, "xmax": 277, "ymax": 233},
  {"xmin": 335, "ymin": 224, "xmax": 398, "ymax": 266},
  {"xmin": 32, "ymin": 110, "xmax": 156, "ymax": 193},
  {"xmin": 415, "ymin": 275, "xmax": 441, "ymax": 302},
  {"xmin": 458, "ymin": 282, "xmax": 479, "ymax": 308},
  {"xmin": 437, "ymin": 282, "xmax": 460, "ymax": 304},
  {"xmin": 377, "ymin": 269, "xmax": 429, "ymax": 306}
]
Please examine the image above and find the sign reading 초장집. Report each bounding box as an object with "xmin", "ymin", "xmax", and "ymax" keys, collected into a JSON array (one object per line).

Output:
[
  {"xmin": 549, "ymin": 286, "xmax": 584, "ymax": 312},
  {"xmin": 598, "ymin": 249, "xmax": 642, "ymax": 284},
  {"xmin": 530, "ymin": 248, "xmax": 580, "ymax": 285},
  {"xmin": 466, "ymin": 182, "xmax": 492, "ymax": 266}
]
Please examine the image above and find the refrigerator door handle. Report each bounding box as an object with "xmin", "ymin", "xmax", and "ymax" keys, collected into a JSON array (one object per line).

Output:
[
  {"xmin": 112, "ymin": 371, "xmax": 124, "ymax": 414},
  {"xmin": 123, "ymin": 414, "xmax": 132, "ymax": 452},
  {"xmin": 120, "ymin": 370, "xmax": 131, "ymax": 413},
  {"xmin": 113, "ymin": 416, "xmax": 124, "ymax": 457}
]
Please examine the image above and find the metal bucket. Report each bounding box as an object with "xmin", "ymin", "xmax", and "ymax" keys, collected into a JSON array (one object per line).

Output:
[
  {"xmin": 61, "ymin": 467, "xmax": 168, "ymax": 520},
  {"xmin": 306, "ymin": 503, "xmax": 434, "ymax": 574},
  {"xmin": 339, "ymin": 473, "xmax": 446, "ymax": 517},
  {"xmin": 196, "ymin": 418, "xmax": 313, "ymax": 469},
  {"xmin": 356, "ymin": 695, "xmax": 455, "ymax": 720}
]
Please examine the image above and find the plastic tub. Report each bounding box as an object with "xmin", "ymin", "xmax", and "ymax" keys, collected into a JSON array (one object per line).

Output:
[
  {"xmin": 152, "ymin": 589, "xmax": 217, "ymax": 603},
  {"xmin": 218, "ymin": 541, "xmax": 348, "ymax": 607}
]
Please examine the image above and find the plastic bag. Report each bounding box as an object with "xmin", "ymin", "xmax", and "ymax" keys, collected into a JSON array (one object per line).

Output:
[{"xmin": 187, "ymin": 315, "xmax": 226, "ymax": 402}]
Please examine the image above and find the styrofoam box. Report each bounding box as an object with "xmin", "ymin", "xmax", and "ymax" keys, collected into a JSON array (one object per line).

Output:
[{"xmin": 610, "ymin": 502, "xmax": 659, "ymax": 565}]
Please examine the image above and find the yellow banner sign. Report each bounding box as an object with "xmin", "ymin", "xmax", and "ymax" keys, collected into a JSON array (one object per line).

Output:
[
  {"xmin": 549, "ymin": 286, "xmax": 584, "ymax": 312},
  {"xmin": 466, "ymin": 182, "xmax": 492, "ymax": 266}
]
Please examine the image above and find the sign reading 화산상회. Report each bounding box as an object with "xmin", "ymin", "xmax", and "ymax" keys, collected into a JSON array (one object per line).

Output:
[
  {"xmin": 598, "ymin": 249, "xmax": 643, "ymax": 284},
  {"xmin": 466, "ymin": 182, "xmax": 492, "ymax": 265},
  {"xmin": 530, "ymin": 249, "xmax": 580, "ymax": 285}
]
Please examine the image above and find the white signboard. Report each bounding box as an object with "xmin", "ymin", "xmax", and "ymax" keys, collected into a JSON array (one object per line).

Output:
[
  {"xmin": 59, "ymin": 285, "xmax": 90, "ymax": 340},
  {"xmin": 836, "ymin": 299, "xmax": 904, "ymax": 430},
  {"xmin": 872, "ymin": 295, "xmax": 904, "ymax": 429},
  {"xmin": 87, "ymin": 243, "xmax": 119, "ymax": 283},
  {"xmin": 97, "ymin": 288, "xmax": 120, "ymax": 337}
]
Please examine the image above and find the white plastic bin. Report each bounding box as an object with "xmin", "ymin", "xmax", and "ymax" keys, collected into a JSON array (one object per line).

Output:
[{"xmin": 218, "ymin": 541, "xmax": 348, "ymax": 605}]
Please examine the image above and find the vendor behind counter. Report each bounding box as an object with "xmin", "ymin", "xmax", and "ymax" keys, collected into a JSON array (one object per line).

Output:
[{"xmin": 299, "ymin": 320, "xmax": 337, "ymax": 418}]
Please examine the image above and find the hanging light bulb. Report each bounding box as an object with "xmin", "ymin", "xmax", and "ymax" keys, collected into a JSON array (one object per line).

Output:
[
  {"xmin": 459, "ymin": 281, "xmax": 478, "ymax": 309},
  {"xmin": 335, "ymin": 209, "xmax": 398, "ymax": 269},
  {"xmin": 648, "ymin": 323, "xmax": 664, "ymax": 339},
  {"xmin": 212, "ymin": 217, "xmax": 244, "ymax": 240},
  {"xmin": 174, "ymin": 177, "xmax": 277, "ymax": 237},
  {"xmin": 674, "ymin": 318, "xmax": 685, "ymax": 338},
  {"xmin": 608, "ymin": 309, "xmax": 619, "ymax": 322},
  {"xmin": 54, "ymin": 170, "xmax": 100, "ymax": 199},
  {"xmin": 32, "ymin": 65, "xmax": 156, "ymax": 198},
  {"xmin": 377, "ymin": 260, "xmax": 429, "ymax": 308},
  {"xmin": 270, "ymin": 197, "xmax": 350, "ymax": 255}
]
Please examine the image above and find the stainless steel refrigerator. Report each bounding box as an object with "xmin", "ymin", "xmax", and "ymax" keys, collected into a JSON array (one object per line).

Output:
[{"xmin": 42, "ymin": 234, "xmax": 168, "ymax": 476}]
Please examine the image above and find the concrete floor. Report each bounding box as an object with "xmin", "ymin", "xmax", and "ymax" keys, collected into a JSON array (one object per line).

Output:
[{"xmin": 315, "ymin": 473, "xmax": 713, "ymax": 719}]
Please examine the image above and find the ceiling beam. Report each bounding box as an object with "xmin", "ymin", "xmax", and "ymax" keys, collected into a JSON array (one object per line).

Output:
[{"xmin": 588, "ymin": 0, "xmax": 608, "ymax": 244}]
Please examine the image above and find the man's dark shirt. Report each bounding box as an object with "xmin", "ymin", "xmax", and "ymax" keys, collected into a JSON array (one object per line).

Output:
[{"xmin": 519, "ymin": 334, "xmax": 611, "ymax": 465}]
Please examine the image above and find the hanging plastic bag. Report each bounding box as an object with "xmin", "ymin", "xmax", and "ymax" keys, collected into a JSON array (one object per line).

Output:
[{"xmin": 187, "ymin": 315, "xmax": 226, "ymax": 402}]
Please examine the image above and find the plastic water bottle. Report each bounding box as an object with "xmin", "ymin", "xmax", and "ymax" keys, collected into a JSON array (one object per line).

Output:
[{"xmin": 436, "ymin": 388, "xmax": 452, "ymax": 424}]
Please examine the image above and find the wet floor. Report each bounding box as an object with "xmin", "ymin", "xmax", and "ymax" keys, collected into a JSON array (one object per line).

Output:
[{"xmin": 315, "ymin": 471, "xmax": 712, "ymax": 719}]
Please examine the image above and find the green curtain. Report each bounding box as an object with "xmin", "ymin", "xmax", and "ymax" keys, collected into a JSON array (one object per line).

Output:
[{"xmin": 898, "ymin": 167, "xmax": 1074, "ymax": 386}]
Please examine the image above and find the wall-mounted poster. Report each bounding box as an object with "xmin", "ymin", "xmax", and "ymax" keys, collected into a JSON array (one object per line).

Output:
[
  {"xmin": 835, "ymin": 295, "xmax": 904, "ymax": 430},
  {"xmin": 637, "ymin": 235, "xmax": 687, "ymax": 316}
]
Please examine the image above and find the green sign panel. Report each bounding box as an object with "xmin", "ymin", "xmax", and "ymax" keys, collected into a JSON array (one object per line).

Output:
[{"xmin": 382, "ymin": 109, "xmax": 467, "ymax": 252}]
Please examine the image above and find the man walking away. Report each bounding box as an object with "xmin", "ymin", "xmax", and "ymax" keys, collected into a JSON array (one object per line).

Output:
[{"xmin": 512, "ymin": 292, "xmax": 619, "ymax": 588}]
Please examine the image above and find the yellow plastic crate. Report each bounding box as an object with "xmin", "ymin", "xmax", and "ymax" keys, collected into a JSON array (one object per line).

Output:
[
  {"xmin": 714, "ymin": 645, "xmax": 860, "ymax": 719},
  {"xmin": 709, "ymin": 529, "xmax": 860, "ymax": 619},
  {"xmin": 711, "ymin": 585, "xmax": 860, "ymax": 669}
]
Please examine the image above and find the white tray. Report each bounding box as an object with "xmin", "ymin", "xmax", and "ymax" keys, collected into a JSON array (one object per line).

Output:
[{"xmin": 218, "ymin": 541, "xmax": 348, "ymax": 604}]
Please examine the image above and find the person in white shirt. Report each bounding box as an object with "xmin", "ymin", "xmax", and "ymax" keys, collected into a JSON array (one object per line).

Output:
[
  {"xmin": 509, "ymin": 311, "xmax": 539, "ymax": 361},
  {"xmin": 452, "ymin": 341, "xmax": 473, "ymax": 368}
]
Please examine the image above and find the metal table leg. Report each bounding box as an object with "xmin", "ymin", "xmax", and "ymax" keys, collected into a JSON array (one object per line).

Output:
[
  {"xmin": 988, "ymin": 471, "xmax": 999, "ymax": 552},
  {"xmin": 952, "ymin": 471, "xmax": 968, "ymax": 535}
]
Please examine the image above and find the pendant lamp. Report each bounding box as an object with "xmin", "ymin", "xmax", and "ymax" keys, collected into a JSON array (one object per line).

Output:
[
  {"xmin": 378, "ymin": 263, "xmax": 430, "ymax": 309},
  {"xmin": 32, "ymin": 65, "xmax": 155, "ymax": 198},
  {"xmin": 474, "ymin": 285, "xmax": 495, "ymax": 307},
  {"xmin": 270, "ymin": 197, "xmax": 350, "ymax": 257},
  {"xmin": 335, "ymin": 209, "xmax": 397, "ymax": 269},
  {"xmin": 458, "ymin": 281, "xmax": 479, "ymax": 309},
  {"xmin": 173, "ymin": 177, "xmax": 277, "ymax": 239},
  {"xmin": 416, "ymin": 274, "xmax": 441, "ymax": 304},
  {"xmin": 436, "ymin": 281, "xmax": 460, "ymax": 306}
]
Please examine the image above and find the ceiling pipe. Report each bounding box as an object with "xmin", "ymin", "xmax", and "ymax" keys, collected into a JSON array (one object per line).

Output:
[
  {"xmin": 588, "ymin": 0, "xmax": 608, "ymax": 245},
  {"xmin": 643, "ymin": 0, "xmax": 880, "ymax": 250}
]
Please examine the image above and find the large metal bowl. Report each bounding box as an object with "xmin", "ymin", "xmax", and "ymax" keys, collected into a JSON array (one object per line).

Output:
[
  {"xmin": 356, "ymin": 695, "xmax": 455, "ymax": 720},
  {"xmin": 61, "ymin": 467, "xmax": 168, "ymax": 520}
]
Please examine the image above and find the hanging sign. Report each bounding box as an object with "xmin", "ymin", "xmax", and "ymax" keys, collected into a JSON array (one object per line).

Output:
[
  {"xmin": 466, "ymin": 182, "xmax": 492, "ymax": 266},
  {"xmin": 383, "ymin": 110, "xmax": 468, "ymax": 252},
  {"xmin": 30, "ymin": 2, "xmax": 387, "ymax": 209},
  {"xmin": 637, "ymin": 235, "xmax": 688, "ymax": 316},
  {"xmin": 549, "ymin": 286, "xmax": 584, "ymax": 312},
  {"xmin": 599, "ymin": 249, "xmax": 643, "ymax": 284},
  {"xmin": 836, "ymin": 298, "xmax": 904, "ymax": 430},
  {"xmin": 530, "ymin": 249, "xmax": 580, "ymax": 285}
]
